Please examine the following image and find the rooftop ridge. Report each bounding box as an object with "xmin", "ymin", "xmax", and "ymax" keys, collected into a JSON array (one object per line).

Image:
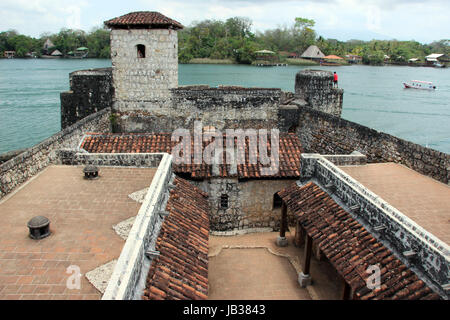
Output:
[
  {"xmin": 278, "ymin": 180, "xmax": 442, "ymax": 300},
  {"xmin": 104, "ymin": 11, "xmax": 183, "ymax": 30},
  {"xmin": 78, "ymin": 132, "xmax": 302, "ymax": 179}
]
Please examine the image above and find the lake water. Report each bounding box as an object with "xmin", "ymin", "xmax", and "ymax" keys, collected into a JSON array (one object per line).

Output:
[{"xmin": 0, "ymin": 59, "xmax": 449, "ymax": 154}]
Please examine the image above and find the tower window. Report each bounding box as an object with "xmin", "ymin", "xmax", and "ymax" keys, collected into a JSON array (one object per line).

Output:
[
  {"xmin": 273, "ymin": 193, "xmax": 282, "ymax": 209},
  {"xmin": 220, "ymin": 194, "xmax": 229, "ymax": 209},
  {"xmin": 288, "ymin": 124, "xmax": 298, "ymax": 133},
  {"xmin": 137, "ymin": 44, "xmax": 146, "ymax": 58}
]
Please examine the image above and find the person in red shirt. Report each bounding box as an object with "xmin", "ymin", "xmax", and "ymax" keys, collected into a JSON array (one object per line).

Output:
[{"xmin": 333, "ymin": 72, "xmax": 338, "ymax": 88}]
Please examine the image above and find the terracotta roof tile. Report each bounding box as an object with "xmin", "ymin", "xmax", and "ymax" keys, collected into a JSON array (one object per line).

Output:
[
  {"xmin": 143, "ymin": 177, "xmax": 209, "ymax": 300},
  {"xmin": 278, "ymin": 182, "xmax": 441, "ymax": 300},
  {"xmin": 80, "ymin": 132, "xmax": 302, "ymax": 179},
  {"xmin": 104, "ymin": 11, "xmax": 183, "ymax": 29}
]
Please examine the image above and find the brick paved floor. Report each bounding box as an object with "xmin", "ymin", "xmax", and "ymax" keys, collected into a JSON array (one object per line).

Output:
[
  {"xmin": 208, "ymin": 232, "xmax": 342, "ymax": 300},
  {"xmin": 0, "ymin": 165, "xmax": 156, "ymax": 300},
  {"xmin": 340, "ymin": 163, "xmax": 450, "ymax": 245}
]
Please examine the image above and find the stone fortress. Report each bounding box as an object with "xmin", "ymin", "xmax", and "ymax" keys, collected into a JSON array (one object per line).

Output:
[{"xmin": 0, "ymin": 11, "xmax": 449, "ymax": 301}]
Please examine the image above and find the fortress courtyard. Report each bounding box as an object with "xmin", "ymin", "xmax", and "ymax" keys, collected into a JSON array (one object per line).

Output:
[
  {"xmin": 0, "ymin": 161, "xmax": 448, "ymax": 300},
  {"xmin": 0, "ymin": 165, "xmax": 156, "ymax": 299}
]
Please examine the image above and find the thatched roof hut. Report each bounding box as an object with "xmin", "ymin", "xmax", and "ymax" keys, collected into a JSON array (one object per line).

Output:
[
  {"xmin": 51, "ymin": 49, "xmax": 63, "ymax": 56},
  {"xmin": 301, "ymin": 45, "xmax": 324, "ymax": 59},
  {"xmin": 254, "ymin": 50, "xmax": 275, "ymax": 55},
  {"xmin": 43, "ymin": 39, "xmax": 54, "ymax": 50}
]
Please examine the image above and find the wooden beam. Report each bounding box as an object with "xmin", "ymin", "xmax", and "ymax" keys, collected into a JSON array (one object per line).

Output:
[
  {"xmin": 342, "ymin": 279, "xmax": 351, "ymax": 300},
  {"xmin": 303, "ymin": 234, "xmax": 313, "ymax": 275},
  {"xmin": 298, "ymin": 234, "xmax": 313, "ymax": 288},
  {"xmin": 280, "ymin": 201, "xmax": 287, "ymax": 238},
  {"xmin": 294, "ymin": 219, "xmax": 304, "ymax": 247}
]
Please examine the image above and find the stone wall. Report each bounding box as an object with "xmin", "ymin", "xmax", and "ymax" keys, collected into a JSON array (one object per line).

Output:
[
  {"xmin": 295, "ymin": 69, "xmax": 343, "ymax": 117},
  {"xmin": 102, "ymin": 154, "xmax": 173, "ymax": 300},
  {"xmin": 278, "ymin": 104, "xmax": 301, "ymax": 132},
  {"xmin": 60, "ymin": 68, "xmax": 113, "ymax": 129},
  {"xmin": 56, "ymin": 65, "xmax": 449, "ymax": 186},
  {"xmin": 115, "ymin": 86, "xmax": 281, "ymax": 132},
  {"xmin": 296, "ymin": 105, "xmax": 449, "ymax": 184},
  {"xmin": 0, "ymin": 148, "xmax": 27, "ymax": 165},
  {"xmin": 0, "ymin": 108, "xmax": 111, "ymax": 200},
  {"xmin": 197, "ymin": 177, "xmax": 296, "ymax": 232},
  {"xmin": 199, "ymin": 178, "xmax": 241, "ymax": 231},
  {"xmin": 322, "ymin": 151, "xmax": 367, "ymax": 166},
  {"xmin": 240, "ymin": 179, "xmax": 298, "ymax": 228},
  {"xmin": 111, "ymin": 28, "xmax": 178, "ymax": 105},
  {"xmin": 58, "ymin": 151, "xmax": 164, "ymax": 168}
]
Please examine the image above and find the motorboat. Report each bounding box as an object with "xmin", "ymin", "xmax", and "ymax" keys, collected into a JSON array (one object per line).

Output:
[{"xmin": 403, "ymin": 80, "xmax": 436, "ymax": 90}]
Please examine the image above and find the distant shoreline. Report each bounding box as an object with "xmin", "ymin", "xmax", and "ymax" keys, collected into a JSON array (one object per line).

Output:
[
  {"xmin": 1, "ymin": 57, "xmax": 447, "ymax": 69},
  {"xmin": 183, "ymin": 58, "xmax": 235, "ymax": 65}
]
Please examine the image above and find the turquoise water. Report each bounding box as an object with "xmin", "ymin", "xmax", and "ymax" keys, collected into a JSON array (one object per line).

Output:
[{"xmin": 1, "ymin": 59, "xmax": 449, "ymax": 154}]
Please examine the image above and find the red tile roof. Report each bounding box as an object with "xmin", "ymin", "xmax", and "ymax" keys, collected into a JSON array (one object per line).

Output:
[
  {"xmin": 104, "ymin": 11, "xmax": 183, "ymax": 29},
  {"xmin": 80, "ymin": 133, "xmax": 302, "ymax": 179},
  {"xmin": 143, "ymin": 177, "xmax": 209, "ymax": 300},
  {"xmin": 278, "ymin": 182, "xmax": 441, "ymax": 300}
]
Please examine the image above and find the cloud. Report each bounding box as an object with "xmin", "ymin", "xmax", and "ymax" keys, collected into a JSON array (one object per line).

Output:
[
  {"xmin": 365, "ymin": 4, "xmax": 382, "ymax": 32},
  {"xmin": 0, "ymin": 0, "xmax": 88, "ymax": 35},
  {"xmin": 0, "ymin": 0, "xmax": 448, "ymax": 42},
  {"xmin": 63, "ymin": 5, "xmax": 83, "ymax": 30}
]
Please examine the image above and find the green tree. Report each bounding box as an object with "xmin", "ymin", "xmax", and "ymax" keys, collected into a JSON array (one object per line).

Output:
[
  {"xmin": 225, "ymin": 17, "xmax": 253, "ymax": 39},
  {"xmin": 293, "ymin": 17, "xmax": 316, "ymax": 53},
  {"xmin": 235, "ymin": 39, "xmax": 258, "ymax": 64},
  {"xmin": 0, "ymin": 30, "xmax": 19, "ymax": 52},
  {"xmin": 86, "ymin": 27, "xmax": 110, "ymax": 58},
  {"xmin": 177, "ymin": 17, "xmax": 259, "ymax": 64},
  {"xmin": 362, "ymin": 49, "xmax": 384, "ymax": 65},
  {"xmin": 51, "ymin": 29, "xmax": 87, "ymax": 55},
  {"xmin": 1, "ymin": 31, "xmax": 40, "ymax": 57}
]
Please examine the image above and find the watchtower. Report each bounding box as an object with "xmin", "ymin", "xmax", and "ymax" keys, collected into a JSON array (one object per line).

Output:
[
  {"xmin": 295, "ymin": 69, "xmax": 343, "ymax": 117},
  {"xmin": 104, "ymin": 11, "xmax": 183, "ymax": 112}
]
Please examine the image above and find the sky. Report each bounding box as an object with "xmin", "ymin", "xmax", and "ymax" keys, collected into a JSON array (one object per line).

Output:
[{"xmin": 0, "ymin": 0, "xmax": 449, "ymax": 43}]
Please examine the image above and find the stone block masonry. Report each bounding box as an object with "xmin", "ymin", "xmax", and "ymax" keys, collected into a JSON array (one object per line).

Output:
[
  {"xmin": 114, "ymin": 86, "xmax": 282, "ymax": 132},
  {"xmin": 61, "ymin": 68, "xmax": 113, "ymax": 129},
  {"xmin": 199, "ymin": 178, "xmax": 241, "ymax": 232},
  {"xmin": 296, "ymin": 105, "xmax": 449, "ymax": 184},
  {"xmin": 240, "ymin": 179, "xmax": 299, "ymax": 229},
  {"xmin": 58, "ymin": 151, "xmax": 164, "ymax": 168},
  {"xmin": 196, "ymin": 178, "xmax": 297, "ymax": 232},
  {"xmin": 295, "ymin": 70, "xmax": 343, "ymax": 117},
  {"xmin": 111, "ymin": 29, "xmax": 178, "ymax": 104}
]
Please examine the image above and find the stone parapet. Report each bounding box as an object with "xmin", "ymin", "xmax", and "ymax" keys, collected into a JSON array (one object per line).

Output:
[
  {"xmin": 61, "ymin": 68, "xmax": 113, "ymax": 129},
  {"xmin": 0, "ymin": 108, "xmax": 111, "ymax": 200},
  {"xmin": 322, "ymin": 151, "xmax": 367, "ymax": 166},
  {"xmin": 102, "ymin": 153, "xmax": 173, "ymax": 300},
  {"xmin": 295, "ymin": 69, "xmax": 343, "ymax": 117},
  {"xmin": 58, "ymin": 151, "xmax": 164, "ymax": 168},
  {"xmin": 113, "ymin": 86, "xmax": 281, "ymax": 132},
  {"xmin": 296, "ymin": 105, "xmax": 449, "ymax": 184}
]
